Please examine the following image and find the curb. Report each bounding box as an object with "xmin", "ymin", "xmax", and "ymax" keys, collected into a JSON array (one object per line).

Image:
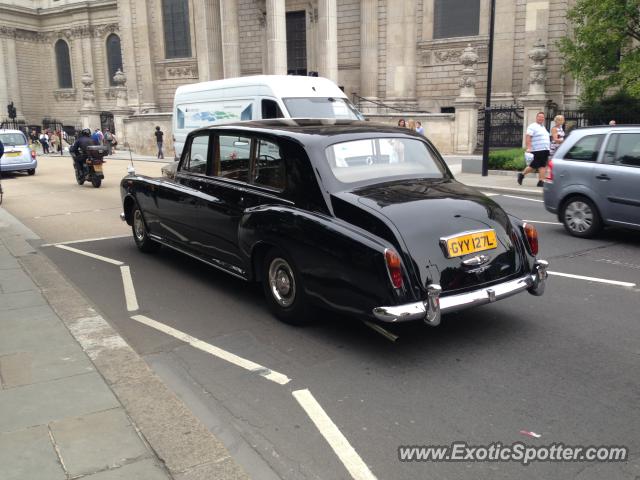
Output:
[{"xmin": 0, "ymin": 209, "xmax": 249, "ymax": 480}]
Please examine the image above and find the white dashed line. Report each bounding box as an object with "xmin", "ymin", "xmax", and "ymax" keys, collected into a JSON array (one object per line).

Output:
[
  {"xmin": 55, "ymin": 244, "xmax": 124, "ymax": 266},
  {"xmin": 548, "ymin": 271, "xmax": 636, "ymax": 288},
  {"xmin": 130, "ymin": 314, "xmax": 291, "ymax": 385},
  {"xmin": 481, "ymin": 192, "xmax": 501, "ymax": 197},
  {"xmin": 120, "ymin": 266, "xmax": 139, "ymax": 312},
  {"xmin": 501, "ymin": 194, "xmax": 544, "ymax": 203},
  {"xmin": 293, "ymin": 389, "xmax": 377, "ymax": 480},
  {"xmin": 42, "ymin": 234, "xmax": 130, "ymax": 247}
]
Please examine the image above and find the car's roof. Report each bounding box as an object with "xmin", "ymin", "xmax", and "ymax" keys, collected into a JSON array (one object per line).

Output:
[
  {"xmin": 0, "ymin": 129, "xmax": 26, "ymax": 134},
  {"xmin": 570, "ymin": 125, "xmax": 640, "ymax": 134},
  {"xmin": 192, "ymin": 118, "xmax": 419, "ymax": 140}
]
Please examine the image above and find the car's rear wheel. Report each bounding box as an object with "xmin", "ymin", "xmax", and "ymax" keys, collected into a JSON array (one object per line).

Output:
[
  {"xmin": 132, "ymin": 205, "xmax": 160, "ymax": 253},
  {"xmin": 262, "ymin": 248, "xmax": 311, "ymax": 325},
  {"xmin": 561, "ymin": 196, "xmax": 602, "ymax": 238},
  {"xmin": 27, "ymin": 169, "xmax": 35, "ymax": 176}
]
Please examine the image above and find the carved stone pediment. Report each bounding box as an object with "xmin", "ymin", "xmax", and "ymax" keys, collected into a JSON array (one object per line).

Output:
[
  {"xmin": 418, "ymin": 36, "xmax": 489, "ymax": 67},
  {"xmin": 53, "ymin": 89, "xmax": 77, "ymax": 101},
  {"xmin": 159, "ymin": 61, "xmax": 198, "ymax": 79}
]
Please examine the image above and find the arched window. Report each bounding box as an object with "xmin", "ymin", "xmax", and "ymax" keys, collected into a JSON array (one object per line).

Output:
[
  {"xmin": 106, "ymin": 34, "xmax": 123, "ymax": 86},
  {"xmin": 55, "ymin": 39, "xmax": 73, "ymax": 88},
  {"xmin": 162, "ymin": 0, "xmax": 192, "ymax": 58}
]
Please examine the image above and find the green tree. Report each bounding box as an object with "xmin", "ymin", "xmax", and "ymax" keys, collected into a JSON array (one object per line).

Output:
[{"xmin": 559, "ymin": 0, "xmax": 640, "ymax": 102}]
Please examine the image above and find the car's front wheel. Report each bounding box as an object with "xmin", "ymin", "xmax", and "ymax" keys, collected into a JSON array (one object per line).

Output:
[
  {"xmin": 262, "ymin": 249, "xmax": 310, "ymax": 325},
  {"xmin": 562, "ymin": 196, "xmax": 602, "ymax": 238},
  {"xmin": 132, "ymin": 205, "xmax": 160, "ymax": 253}
]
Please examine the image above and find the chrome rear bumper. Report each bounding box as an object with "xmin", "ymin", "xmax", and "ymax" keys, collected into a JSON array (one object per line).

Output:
[{"xmin": 372, "ymin": 260, "xmax": 548, "ymax": 326}]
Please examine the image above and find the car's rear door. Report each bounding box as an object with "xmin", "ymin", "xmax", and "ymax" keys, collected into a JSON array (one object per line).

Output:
[{"xmin": 596, "ymin": 132, "xmax": 640, "ymax": 227}]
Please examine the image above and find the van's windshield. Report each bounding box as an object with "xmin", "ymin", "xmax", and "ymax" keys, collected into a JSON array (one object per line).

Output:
[{"xmin": 283, "ymin": 97, "xmax": 363, "ymax": 120}]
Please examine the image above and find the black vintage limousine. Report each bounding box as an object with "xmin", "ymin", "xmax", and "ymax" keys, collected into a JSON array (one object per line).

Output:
[{"xmin": 120, "ymin": 119, "xmax": 547, "ymax": 325}]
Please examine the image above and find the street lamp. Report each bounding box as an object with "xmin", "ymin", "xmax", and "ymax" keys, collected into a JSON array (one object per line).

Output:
[{"xmin": 481, "ymin": 0, "xmax": 496, "ymax": 176}]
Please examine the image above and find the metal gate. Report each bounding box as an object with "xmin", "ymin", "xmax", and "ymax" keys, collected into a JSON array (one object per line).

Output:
[
  {"xmin": 100, "ymin": 111, "xmax": 115, "ymax": 134},
  {"xmin": 477, "ymin": 105, "xmax": 524, "ymax": 149}
]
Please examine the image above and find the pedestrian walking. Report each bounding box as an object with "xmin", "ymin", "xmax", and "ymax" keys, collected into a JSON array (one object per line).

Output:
[
  {"xmin": 39, "ymin": 131, "xmax": 50, "ymax": 154},
  {"xmin": 154, "ymin": 126, "xmax": 164, "ymax": 159},
  {"xmin": 518, "ymin": 112, "xmax": 550, "ymax": 187},
  {"xmin": 50, "ymin": 131, "xmax": 60, "ymax": 153},
  {"xmin": 104, "ymin": 128, "xmax": 114, "ymax": 155},
  {"xmin": 397, "ymin": 118, "xmax": 406, "ymax": 128},
  {"xmin": 415, "ymin": 121, "xmax": 424, "ymax": 135},
  {"xmin": 408, "ymin": 119, "xmax": 416, "ymax": 131},
  {"xmin": 549, "ymin": 115, "xmax": 565, "ymax": 157},
  {"xmin": 91, "ymin": 129, "xmax": 102, "ymax": 145}
]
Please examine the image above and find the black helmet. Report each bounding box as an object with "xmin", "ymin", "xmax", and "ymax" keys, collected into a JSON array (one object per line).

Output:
[{"xmin": 81, "ymin": 128, "xmax": 91, "ymax": 136}]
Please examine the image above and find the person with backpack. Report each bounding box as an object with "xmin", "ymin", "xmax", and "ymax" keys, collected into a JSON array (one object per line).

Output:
[{"xmin": 104, "ymin": 128, "xmax": 114, "ymax": 155}]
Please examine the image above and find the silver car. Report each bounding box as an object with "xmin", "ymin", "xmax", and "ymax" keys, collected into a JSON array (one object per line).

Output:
[
  {"xmin": 543, "ymin": 125, "xmax": 640, "ymax": 237},
  {"xmin": 0, "ymin": 129, "xmax": 37, "ymax": 175}
]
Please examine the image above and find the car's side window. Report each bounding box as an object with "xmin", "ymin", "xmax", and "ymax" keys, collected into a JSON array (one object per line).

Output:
[
  {"xmin": 253, "ymin": 139, "xmax": 285, "ymax": 190},
  {"xmin": 182, "ymin": 134, "xmax": 210, "ymax": 175},
  {"xmin": 262, "ymin": 100, "xmax": 284, "ymax": 119},
  {"xmin": 605, "ymin": 133, "xmax": 640, "ymax": 168},
  {"xmin": 218, "ymin": 135, "xmax": 251, "ymax": 182},
  {"xmin": 563, "ymin": 134, "xmax": 604, "ymax": 162}
]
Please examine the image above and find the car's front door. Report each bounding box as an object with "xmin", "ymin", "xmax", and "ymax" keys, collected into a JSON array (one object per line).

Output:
[{"xmin": 596, "ymin": 132, "xmax": 640, "ymax": 227}]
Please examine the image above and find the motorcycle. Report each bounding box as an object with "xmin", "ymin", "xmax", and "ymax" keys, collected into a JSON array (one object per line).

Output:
[{"xmin": 72, "ymin": 145, "xmax": 107, "ymax": 188}]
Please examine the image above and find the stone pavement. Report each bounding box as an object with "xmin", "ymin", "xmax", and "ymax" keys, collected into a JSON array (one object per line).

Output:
[{"xmin": 0, "ymin": 207, "xmax": 249, "ymax": 480}]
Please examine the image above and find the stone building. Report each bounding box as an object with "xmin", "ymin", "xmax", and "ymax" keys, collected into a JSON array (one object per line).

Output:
[{"xmin": 0, "ymin": 0, "xmax": 577, "ymax": 154}]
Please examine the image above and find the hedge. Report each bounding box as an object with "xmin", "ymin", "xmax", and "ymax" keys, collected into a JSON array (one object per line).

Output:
[{"xmin": 488, "ymin": 148, "xmax": 526, "ymax": 170}]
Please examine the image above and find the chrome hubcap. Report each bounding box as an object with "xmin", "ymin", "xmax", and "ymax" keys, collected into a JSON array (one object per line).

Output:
[
  {"xmin": 565, "ymin": 201, "xmax": 593, "ymax": 233},
  {"xmin": 133, "ymin": 210, "xmax": 145, "ymax": 241},
  {"xmin": 268, "ymin": 258, "xmax": 296, "ymax": 307}
]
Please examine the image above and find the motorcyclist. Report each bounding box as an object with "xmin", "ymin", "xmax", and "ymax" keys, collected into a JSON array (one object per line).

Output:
[{"xmin": 69, "ymin": 128, "xmax": 96, "ymax": 174}]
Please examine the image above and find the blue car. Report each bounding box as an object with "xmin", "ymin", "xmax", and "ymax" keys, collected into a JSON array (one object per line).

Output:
[{"xmin": 0, "ymin": 129, "xmax": 37, "ymax": 175}]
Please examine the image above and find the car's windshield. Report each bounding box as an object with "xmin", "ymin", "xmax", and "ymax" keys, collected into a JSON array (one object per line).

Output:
[
  {"xmin": 283, "ymin": 97, "xmax": 363, "ymax": 120},
  {"xmin": 0, "ymin": 132, "xmax": 27, "ymax": 146},
  {"xmin": 325, "ymin": 137, "xmax": 446, "ymax": 185}
]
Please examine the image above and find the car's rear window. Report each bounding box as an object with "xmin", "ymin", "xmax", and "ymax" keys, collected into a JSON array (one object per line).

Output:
[
  {"xmin": 325, "ymin": 138, "xmax": 446, "ymax": 184},
  {"xmin": 0, "ymin": 132, "xmax": 27, "ymax": 146}
]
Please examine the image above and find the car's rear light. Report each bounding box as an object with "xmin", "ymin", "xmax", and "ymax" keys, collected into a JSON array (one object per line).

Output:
[
  {"xmin": 31, "ymin": 149, "xmax": 36, "ymax": 159},
  {"xmin": 545, "ymin": 159, "xmax": 553, "ymax": 181},
  {"xmin": 384, "ymin": 248, "xmax": 403, "ymax": 289},
  {"xmin": 523, "ymin": 223, "xmax": 539, "ymax": 255}
]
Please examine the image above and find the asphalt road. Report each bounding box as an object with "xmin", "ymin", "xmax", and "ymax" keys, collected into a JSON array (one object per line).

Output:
[{"xmin": 30, "ymin": 186, "xmax": 640, "ymax": 479}]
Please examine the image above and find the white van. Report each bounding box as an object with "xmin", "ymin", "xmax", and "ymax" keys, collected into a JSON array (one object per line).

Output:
[{"xmin": 172, "ymin": 75, "xmax": 363, "ymax": 157}]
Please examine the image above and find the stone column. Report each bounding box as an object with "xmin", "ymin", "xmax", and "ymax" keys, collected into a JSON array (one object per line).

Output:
[
  {"xmin": 266, "ymin": 0, "xmax": 287, "ymax": 75},
  {"xmin": 193, "ymin": 0, "xmax": 224, "ymax": 81},
  {"xmin": 359, "ymin": 0, "xmax": 378, "ymax": 99},
  {"xmin": 385, "ymin": 0, "xmax": 417, "ymax": 108},
  {"xmin": 79, "ymin": 73, "xmax": 100, "ymax": 129},
  {"xmin": 0, "ymin": 30, "xmax": 22, "ymax": 118},
  {"xmin": 133, "ymin": 0, "xmax": 157, "ymax": 112},
  {"xmin": 454, "ymin": 45, "xmax": 481, "ymax": 154},
  {"xmin": 117, "ymin": 0, "xmax": 141, "ymax": 110},
  {"xmin": 111, "ymin": 69, "xmax": 133, "ymax": 140},
  {"xmin": 220, "ymin": 0, "xmax": 241, "ymax": 78},
  {"xmin": 317, "ymin": 0, "xmax": 338, "ymax": 82},
  {"xmin": 520, "ymin": 40, "xmax": 549, "ymax": 146}
]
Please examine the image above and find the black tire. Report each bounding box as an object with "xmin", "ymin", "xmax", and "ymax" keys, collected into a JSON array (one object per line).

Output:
[
  {"xmin": 561, "ymin": 196, "xmax": 602, "ymax": 238},
  {"xmin": 132, "ymin": 204, "xmax": 160, "ymax": 253},
  {"xmin": 91, "ymin": 176, "xmax": 102, "ymax": 188},
  {"xmin": 27, "ymin": 169, "xmax": 35, "ymax": 176},
  {"xmin": 75, "ymin": 168, "xmax": 85, "ymax": 185},
  {"xmin": 262, "ymin": 248, "xmax": 311, "ymax": 325}
]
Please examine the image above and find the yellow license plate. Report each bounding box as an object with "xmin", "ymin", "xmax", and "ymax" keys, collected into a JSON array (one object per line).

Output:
[
  {"xmin": 93, "ymin": 164, "xmax": 103, "ymax": 172},
  {"xmin": 6, "ymin": 152, "xmax": 21, "ymax": 157},
  {"xmin": 442, "ymin": 230, "xmax": 498, "ymax": 258}
]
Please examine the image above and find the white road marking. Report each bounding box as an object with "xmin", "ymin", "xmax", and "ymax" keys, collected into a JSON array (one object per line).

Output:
[
  {"xmin": 293, "ymin": 389, "xmax": 377, "ymax": 480},
  {"xmin": 55, "ymin": 244, "xmax": 124, "ymax": 266},
  {"xmin": 481, "ymin": 192, "xmax": 500, "ymax": 197},
  {"xmin": 42, "ymin": 234, "xmax": 130, "ymax": 247},
  {"xmin": 548, "ymin": 271, "xmax": 636, "ymax": 288},
  {"xmin": 523, "ymin": 219, "xmax": 562, "ymax": 225},
  {"xmin": 130, "ymin": 314, "xmax": 291, "ymax": 385},
  {"xmin": 501, "ymin": 194, "xmax": 544, "ymax": 203},
  {"xmin": 120, "ymin": 266, "xmax": 139, "ymax": 312}
]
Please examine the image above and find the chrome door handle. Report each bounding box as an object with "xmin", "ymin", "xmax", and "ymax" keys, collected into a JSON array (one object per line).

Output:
[{"xmin": 595, "ymin": 174, "xmax": 610, "ymax": 180}]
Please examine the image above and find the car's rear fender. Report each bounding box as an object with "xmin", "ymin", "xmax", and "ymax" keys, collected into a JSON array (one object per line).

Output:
[{"xmin": 240, "ymin": 206, "xmax": 413, "ymax": 315}]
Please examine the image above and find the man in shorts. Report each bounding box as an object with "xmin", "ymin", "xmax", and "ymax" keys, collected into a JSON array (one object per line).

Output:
[{"xmin": 518, "ymin": 112, "xmax": 550, "ymax": 187}]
